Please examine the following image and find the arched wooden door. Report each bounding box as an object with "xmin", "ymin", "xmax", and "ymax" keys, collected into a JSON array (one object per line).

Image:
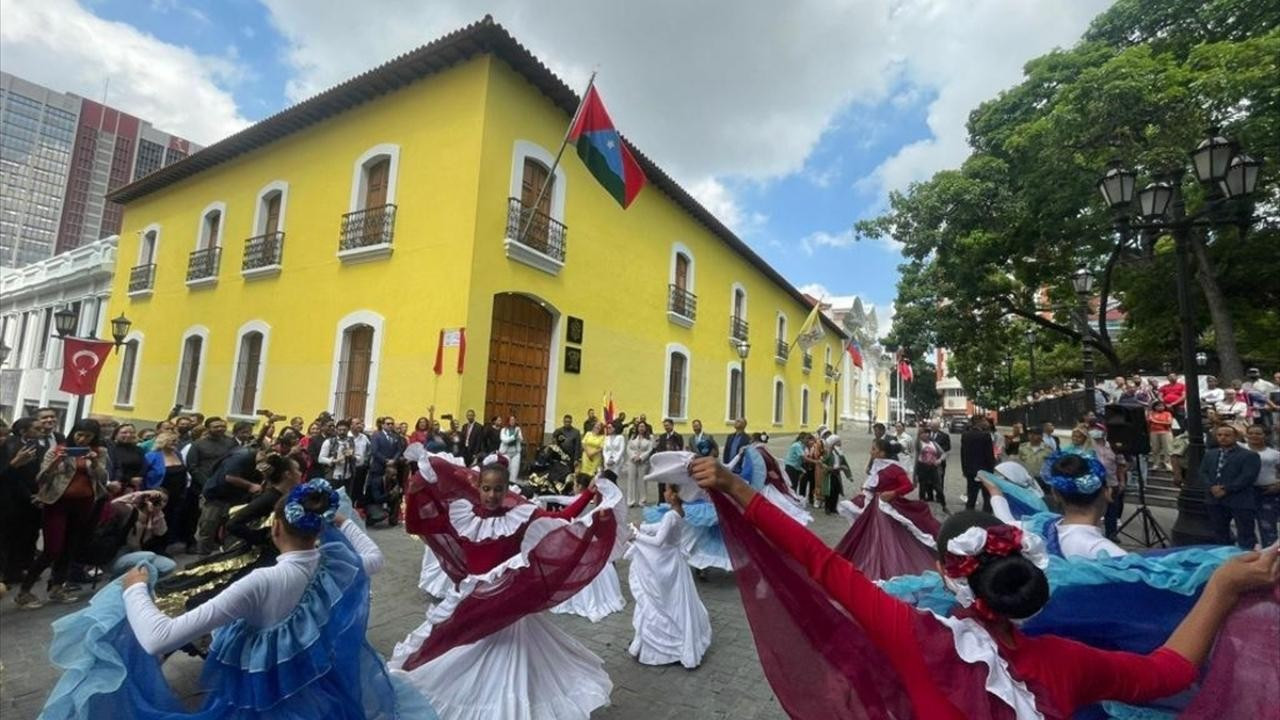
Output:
[{"xmin": 485, "ymin": 293, "xmax": 553, "ymax": 457}]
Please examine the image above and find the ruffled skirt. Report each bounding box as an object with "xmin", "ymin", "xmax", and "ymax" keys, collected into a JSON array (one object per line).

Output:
[
  {"xmin": 390, "ymin": 613, "xmax": 611, "ymax": 720},
  {"xmin": 550, "ymin": 562, "xmax": 625, "ymax": 622},
  {"xmin": 417, "ymin": 545, "xmax": 454, "ymax": 599},
  {"xmin": 626, "ymin": 539, "xmax": 711, "ymax": 668}
]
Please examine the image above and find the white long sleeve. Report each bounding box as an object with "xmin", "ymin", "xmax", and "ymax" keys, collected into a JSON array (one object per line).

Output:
[
  {"xmin": 339, "ymin": 519, "xmax": 384, "ymax": 575},
  {"xmin": 990, "ymin": 495, "xmax": 1018, "ymax": 525},
  {"xmin": 123, "ymin": 549, "xmax": 319, "ymax": 656},
  {"xmin": 633, "ymin": 511, "xmax": 680, "ymax": 547},
  {"xmin": 317, "ymin": 438, "xmax": 336, "ymax": 466}
]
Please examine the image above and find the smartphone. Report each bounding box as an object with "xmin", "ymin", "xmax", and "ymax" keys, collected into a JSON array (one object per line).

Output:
[{"xmin": 65, "ymin": 446, "xmax": 91, "ymax": 458}]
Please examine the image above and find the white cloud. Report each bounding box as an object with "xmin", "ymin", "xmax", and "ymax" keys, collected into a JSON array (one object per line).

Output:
[
  {"xmin": 799, "ymin": 229, "xmax": 855, "ymax": 255},
  {"xmin": 687, "ymin": 178, "xmax": 766, "ymax": 236},
  {"xmin": 260, "ymin": 0, "xmax": 1110, "ymax": 205},
  {"xmin": 0, "ymin": 0, "xmax": 250, "ymax": 144}
]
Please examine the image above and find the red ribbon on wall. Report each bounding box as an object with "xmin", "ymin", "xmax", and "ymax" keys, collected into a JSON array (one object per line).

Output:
[
  {"xmin": 433, "ymin": 329, "xmax": 444, "ymax": 376},
  {"xmin": 457, "ymin": 328, "xmax": 467, "ymax": 374}
]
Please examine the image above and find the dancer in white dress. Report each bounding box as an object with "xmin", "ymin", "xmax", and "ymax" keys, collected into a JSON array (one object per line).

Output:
[
  {"xmin": 626, "ymin": 484, "xmax": 712, "ymax": 668},
  {"xmin": 417, "ymin": 543, "xmax": 455, "ymax": 598},
  {"xmin": 544, "ymin": 474, "xmax": 626, "ymax": 622},
  {"xmin": 391, "ymin": 459, "xmax": 621, "ymax": 720}
]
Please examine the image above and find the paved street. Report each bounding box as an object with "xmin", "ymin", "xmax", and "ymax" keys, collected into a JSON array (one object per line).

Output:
[{"xmin": 0, "ymin": 430, "xmax": 1177, "ymax": 719}]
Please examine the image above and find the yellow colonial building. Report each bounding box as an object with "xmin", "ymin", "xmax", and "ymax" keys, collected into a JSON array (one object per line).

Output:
[{"xmin": 100, "ymin": 17, "xmax": 846, "ymax": 450}]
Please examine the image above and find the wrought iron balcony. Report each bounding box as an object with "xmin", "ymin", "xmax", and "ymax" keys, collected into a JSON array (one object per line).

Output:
[
  {"xmin": 668, "ymin": 284, "xmax": 697, "ymax": 321},
  {"xmin": 128, "ymin": 263, "xmax": 155, "ymax": 293},
  {"xmin": 825, "ymin": 363, "xmax": 836, "ymax": 379},
  {"xmin": 339, "ymin": 204, "xmax": 396, "ymax": 252},
  {"xmin": 802, "ymin": 353, "xmax": 813, "ymax": 372},
  {"xmin": 730, "ymin": 315, "xmax": 749, "ymax": 342},
  {"xmin": 776, "ymin": 339, "xmax": 790, "ymax": 361},
  {"xmin": 505, "ymin": 197, "xmax": 567, "ymax": 262},
  {"xmin": 186, "ymin": 247, "xmax": 220, "ymax": 283},
  {"xmin": 243, "ymin": 231, "xmax": 284, "ymax": 272}
]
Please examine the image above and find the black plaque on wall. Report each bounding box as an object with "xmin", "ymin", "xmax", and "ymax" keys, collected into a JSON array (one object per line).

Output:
[
  {"xmin": 565, "ymin": 346, "xmax": 582, "ymax": 374},
  {"xmin": 566, "ymin": 316, "xmax": 584, "ymax": 344}
]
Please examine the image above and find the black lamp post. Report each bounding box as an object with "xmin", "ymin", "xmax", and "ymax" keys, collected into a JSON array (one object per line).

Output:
[
  {"xmin": 53, "ymin": 306, "xmax": 132, "ymax": 421},
  {"xmin": 735, "ymin": 340, "xmax": 750, "ymax": 420},
  {"xmin": 1072, "ymin": 268, "xmax": 1096, "ymax": 408},
  {"xmin": 1025, "ymin": 329, "xmax": 1037, "ymax": 393},
  {"xmin": 1096, "ymin": 127, "xmax": 1263, "ymax": 545}
]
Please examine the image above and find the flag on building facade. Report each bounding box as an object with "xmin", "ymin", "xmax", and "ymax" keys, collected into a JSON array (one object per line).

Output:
[
  {"xmin": 793, "ymin": 302, "xmax": 826, "ymax": 351},
  {"xmin": 895, "ymin": 348, "xmax": 914, "ymax": 383},
  {"xmin": 58, "ymin": 337, "xmax": 114, "ymax": 395},
  {"xmin": 846, "ymin": 339, "xmax": 864, "ymax": 369},
  {"xmin": 602, "ymin": 391, "xmax": 615, "ymax": 424},
  {"xmin": 568, "ymin": 85, "xmax": 647, "ymax": 209}
]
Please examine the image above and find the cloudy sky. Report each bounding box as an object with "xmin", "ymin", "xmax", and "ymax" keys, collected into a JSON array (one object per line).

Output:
[{"xmin": 2, "ymin": 0, "xmax": 1112, "ymax": 321}]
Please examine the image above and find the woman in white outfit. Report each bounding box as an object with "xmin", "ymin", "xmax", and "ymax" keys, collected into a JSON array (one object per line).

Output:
[
  {"xmin": 624, "ymin": 421, "xmax": 654, "ymax": 507},
  {"xmin": 545, "ymin": 475, "xmax": 626, "ymax": 623},
  {"xmin": 626, "ymin": 484, "xmax": 712, "ymax": 669},
  {"xmin": 602, "ymin": 422, "xmax": 626, "ymax": 476},
  {"xmin": 498, "ymin": 415, "xmax": 523, "ymax": 485}
]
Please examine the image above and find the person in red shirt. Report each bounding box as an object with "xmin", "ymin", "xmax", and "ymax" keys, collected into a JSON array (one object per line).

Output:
[
  {"xmin": 1160, "ymin": 372, "xmax": 1188, "ymax": 426},
  {"xmin": 690, "ymin": 455, "xmax": 1279, "ymax": 719}
]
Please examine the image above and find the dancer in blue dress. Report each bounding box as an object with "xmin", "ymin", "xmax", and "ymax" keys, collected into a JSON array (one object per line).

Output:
[{"xmin": 39, "ymin": 472, "xmax": 437, "ymax": 720}]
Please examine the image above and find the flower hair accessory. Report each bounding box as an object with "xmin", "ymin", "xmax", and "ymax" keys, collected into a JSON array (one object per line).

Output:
[
  {"xmin": 1044, "ymin": 452, "xmax": 1107, "ymax": 496},
  {"xmin": 941, "ymin": 524, "xmax": 1050, "ymax": 609},
  {"xmin": 283, "ymin": 478, "xmax": 340, "ymax": 533}
]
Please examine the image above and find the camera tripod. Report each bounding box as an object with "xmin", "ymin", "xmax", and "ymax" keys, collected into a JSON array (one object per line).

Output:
[{"xmin": 1115, "ymin": 462, "xmax": 1169, "ymax": 548}]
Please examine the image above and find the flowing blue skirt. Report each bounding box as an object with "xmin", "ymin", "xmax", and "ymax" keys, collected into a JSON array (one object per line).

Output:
[
  {"xmin": 645, "ymin": 500, "xmax": 731, "ymax": 571},
  {"xmin": 40, "ymin": 530, "xmax": 437, "ymax": 720}
]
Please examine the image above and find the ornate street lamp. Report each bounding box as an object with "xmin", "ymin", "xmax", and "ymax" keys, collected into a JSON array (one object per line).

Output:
[
  {"xmin": 53, "ymin": 306, "xmax": 79, "ymax": 338},
  {"xmin": 1097, "ymin": 164, "xmax": 1137, "ymax": 210},
  {"xmin": 735, "ymin": 340, "xmax": 750, "ymax": 420},
  {"xmin": 1072, "ymin": 269, "xmax": 1096, "ymax": 402},
  {"xmin": 1025, "ymin": 328, "xmax": 1037, "ymax": 392},
  {"xmin": 110, "ymin": 314, "xmax": 133, "ymax": 351},
  {"xmin": 1097, "ymin": 126, "xmax": 1264, "ymax": 545}
]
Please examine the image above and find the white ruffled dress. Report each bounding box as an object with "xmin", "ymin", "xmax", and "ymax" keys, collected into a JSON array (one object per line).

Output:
[{"xmin": 625, "ymin": 510, "xmax": 712, "ymax": 668}]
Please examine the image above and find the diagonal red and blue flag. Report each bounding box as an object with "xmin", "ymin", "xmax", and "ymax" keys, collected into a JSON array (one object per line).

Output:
[
  {"xmin": 846, "ymin": 339, "xmax": 864, "ymax": 369},
  {"xmin": 567, "ymin": 85, "xmax": 647, "ymax": 209}
]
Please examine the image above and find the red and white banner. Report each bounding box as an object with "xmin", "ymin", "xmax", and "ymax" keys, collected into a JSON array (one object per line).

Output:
[{"xmin": 59, "ymin": 337, "xmax": 114, "ymax": 395}]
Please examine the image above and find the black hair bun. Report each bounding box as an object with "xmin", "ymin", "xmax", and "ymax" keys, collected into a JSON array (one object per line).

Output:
[{"xmin": 971, "ymin": 555, "xmax": 1050, "ymax": 619}]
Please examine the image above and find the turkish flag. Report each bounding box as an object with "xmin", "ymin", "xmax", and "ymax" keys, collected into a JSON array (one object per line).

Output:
[{"xmin": 59, "ymin": 337, "xmax": 114, "ymax": 395}]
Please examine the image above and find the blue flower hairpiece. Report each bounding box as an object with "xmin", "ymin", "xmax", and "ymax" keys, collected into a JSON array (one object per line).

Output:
[
  {"xmin": 283, "ymin": 478, "xmax": 340, "ymax": 533},
  {"xmin": 1044, "ymin": 452, "xmax": 1107, "ymax": 496}
]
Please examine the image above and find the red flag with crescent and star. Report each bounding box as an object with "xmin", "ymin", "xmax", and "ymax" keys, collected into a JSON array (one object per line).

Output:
[{"xmin": 59, "ymin": 337, "xmax": 114, "ymax": 395}]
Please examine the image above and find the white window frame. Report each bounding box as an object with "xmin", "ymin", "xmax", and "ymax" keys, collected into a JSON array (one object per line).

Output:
[
  {"xmin": 772, "ymin": 376, "xmax": 785, "ymax": 426},
  {"xmin": 194, "ymin": 201, "xmax": 227, "ymax": 250},
  {"xmin": 504, "ymin": 140, "xmax": 568, "ymax": 275},
  {"xmin": 801, "ymin": 384, "xmax": 811, "ymax": 426},
  {"xmin": 327, "ymin": 310, "xmax": 385, "ymax": 424},
  {"xmin": 114, "ymin": 331, "xmax": 144, "ymax": 409},
  {"xmin": 667, "ymin": 242, "xmax": 696, "ymax": 327},
  {"xmin": 775, "ymin": 311, "xmax": 789, "ymax": 362},
  {"xmin": 251, "ymin": 180, "xmax": 290, "ymax": 235},
  {"xmin": 137, "ymin": 223, "xmax": 161, "ymax": 264},
  {"xmin": 662, "ymin": 342, "xmax": 691, "ymax": 422},
  {"xmin": 174, "ymin": 325, "xmax": 210, "ymax": 413},
  {"xmin": 348, "ymin": 144, "xmax": 401, "ymax": 212},
  {"xmin": 226, "ymin": 320, "xmax": 271, "ymax": 421},
  {"xmin": 725, "ymin": 361, "xmax": 744, "ymax": 423}
]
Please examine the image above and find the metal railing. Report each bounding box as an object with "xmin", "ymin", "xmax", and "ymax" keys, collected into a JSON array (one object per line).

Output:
[
  {"xmin": 186, "ymin": 247, "xmax": 220, "ymax": 282},
  {"xmin": 730, "ymin": 315, "xmax": 749, "ymax": 342},
  {"xmin": 775, "ymin": 339, "xmax": 790, "ymax": 360},
  {"xmin": 802, "ymin": 353, "xmax": 813, "ymax": 371},
  {"xmin": 128, "ymin": 263, "xmax": 155, "ymax": 292},
  {"xmin": 505, "ymin": 197, "xmax": 567, "ymax": 262},
  {"xmin": 339, "ymin": 204, "xmax": 396, "ymax": 252},
  {"xmin": 668, "ymin": 284, "xmax": 697, "ymax": 320},
  {"xmin": 243, "ymin": 231, "xmax": 284, "ymax": 270}
]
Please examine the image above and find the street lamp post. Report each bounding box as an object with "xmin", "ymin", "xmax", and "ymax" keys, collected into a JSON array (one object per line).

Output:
[
  {"xmin": 1096, "ymin": 128, "xmax": 1262, "ymax": 545},
  {"xmin": 1072, "ymin": 268, "xmax": 1096, "ymax": 411},
  {"xmin": 1025, "ymin": 329, "xmax": 1036, "ymax": 393},
  {"xmin": 53, "ymin": 306, "xmax": 132, "ymax": 422},
  {"xmin": 735, "ymin": 340, "xmax": 750, "ymax": 421},
  {"xmin": 832, "ymin": 368, "xmax": 842, "ymax": 433}
]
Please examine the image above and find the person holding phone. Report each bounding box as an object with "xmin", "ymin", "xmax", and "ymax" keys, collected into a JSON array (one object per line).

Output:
[{"xmin": 16, "ymin": 418, "xmax": 110, "ymax": 608}]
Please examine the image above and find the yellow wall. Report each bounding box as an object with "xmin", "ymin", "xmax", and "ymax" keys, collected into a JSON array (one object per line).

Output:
[{"xmin": 100, "ymin": 52, "xmax": 845, "ymax": 436}]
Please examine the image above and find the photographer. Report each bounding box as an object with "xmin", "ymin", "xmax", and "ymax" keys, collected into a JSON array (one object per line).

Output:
[{"xmin": 317, "ymin": 419, "xmax": 357, "ymax": 492}]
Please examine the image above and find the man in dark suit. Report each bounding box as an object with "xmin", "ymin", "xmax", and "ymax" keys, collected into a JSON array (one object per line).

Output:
[
  {"xmin": 482, "ymin": 415, "xmax": 502, "ymax": 456},
  {"xmin": 917, "ymin": 419, "xmax": 952, "ymax": 510},
  {"xmin": 366, "ymin": 415, "xmax": 405, "ymax": 525},
  {"xmin": 552, "ymin": 414, "xmax": 583, "ymax": 469},
  {"xmin": 960, "ymin": 415, "xmax": 996, "ymax": 512},
  {"xmin": 654, "ymin": 418, "xmax": 684, "ymax": 495},
  {"xmin": 722, "ymin": 417, "xmax": 751, "ymax": 465},
  {"xmin": 460, "ymin": 409, "xmax": 484, "ymax": 466},
  {"xmin": 1200, "ymin": 424, "xmax": 1261, "ymax": 549}
]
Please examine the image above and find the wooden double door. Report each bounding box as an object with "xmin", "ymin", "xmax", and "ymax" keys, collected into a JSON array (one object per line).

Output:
[{"xmin": 484, "ymin": 294, "xmax": 553, "ymax": 454}]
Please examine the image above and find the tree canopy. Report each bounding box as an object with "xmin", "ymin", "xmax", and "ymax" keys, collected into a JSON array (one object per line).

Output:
[{"xmin": 860, "ymin": 0, "xmax": 1279, "ymax": 400}]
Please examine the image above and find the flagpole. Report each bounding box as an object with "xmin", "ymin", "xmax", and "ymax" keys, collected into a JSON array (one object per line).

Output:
[{"xmin": 515, "ymin": 71, "xmax": 597, "ymax": 247}]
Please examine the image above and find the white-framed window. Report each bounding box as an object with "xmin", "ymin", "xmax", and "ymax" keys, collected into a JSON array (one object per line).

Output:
[
  {"xmin": 137, "ymin": 223, "xmax": 161, "ymax": 265},
  {"xmin": 801, "ymin": 384, "xmax": 810, "ymax": 426},
  {"xmin": 195, "ymin": 202, "xmax": 226, "ymax": 249},
  {"xmin": 114, "ymin": 332, "xmax": 143, "ymax": 408},
  {"xmin": 252, "ymin": 181, "xmax": 289, "ymax": 236},
  {"xmin": 668, "ymin": 242, "xmax": 696, "ymax": 324},
  {"xmin": 509, "ymin": 140, "xmax": 567, "ymax": 224},
  {"xmin": 772, "ymin": 376, "xmax": 785, "ymax": 425},
  {"xmin": 775, "ymin": 311, "xmax": 789, "ymax": 360},
  {"xmin": 725, "ymin": 361, "xmax": 743, "ymax": 422},
  {"xmin": 228, "ymin": 320, "xmax": 270, "ymax": 419},
  {"xmin": 349, "ymin": 144, "xmax": 400, "ymax": 213},
  {"xmin": 174, "ymin": 326, "xmax": 210, "ymax": 412},
  {"xmin": 663, "ymin": 343, "xmax": 691, "ymax": 421},
  {"xmin": 328, "ymin": 310, "xmax": 384, "ymax": 424}
]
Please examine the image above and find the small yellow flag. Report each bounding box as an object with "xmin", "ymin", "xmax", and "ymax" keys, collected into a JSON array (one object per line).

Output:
[{"xmin": 792, "ymin": 302, "xmax": 826, "ymax": 351}]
